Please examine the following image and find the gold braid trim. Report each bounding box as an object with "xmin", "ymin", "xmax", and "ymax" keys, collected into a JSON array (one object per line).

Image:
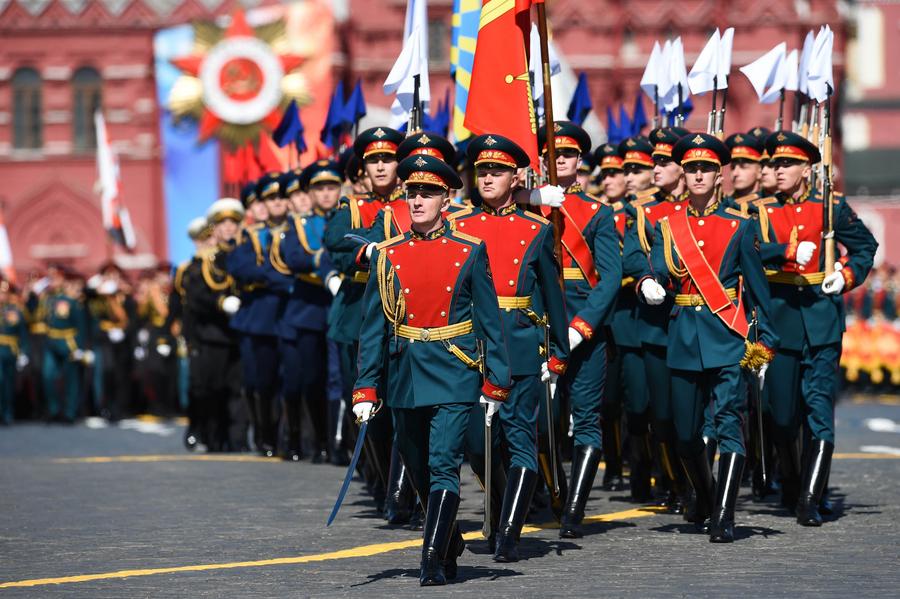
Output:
[
  {"xmin": 383, "ymin": 206, "xmax": 394, "ymax": 240},
  {"xmin": 348, "ymin": 196, "xmax": 362, "ymax": 228},
  {"xmin": 376, "ymin": 249, "xmax": 406, "ymax": 338},
  {"xmin": 269, "ymin": 228, "xmax": 292, "ymax": 275},
  {"xmin": 291, "ymin": 215, "xmax": 314, "ymax": 254},
  {"xmin": 201, "ymin": 253, "xmax": 233, "ymax": 291},
  {"xmin": 659, "ymin": 218, "xmax": 688, "ymax": 278},
  {"xmin": 636, "ymin": 204, "xmax": 651, "ymax": 254},
  {"xmin": 755, "ymin": 200, "xmax": 771, "ymax": 243},
  {"xmin": 248, "ymin": 229, "xmax": 264, "ymax": 266},
  {"xmin": 174, "ymin": 261, "xmax": 189, "ymax": 297}
]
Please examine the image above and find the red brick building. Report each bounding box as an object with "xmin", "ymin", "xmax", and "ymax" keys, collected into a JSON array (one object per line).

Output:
[{"xmin": 1, "ymin": 0, "xmax": 895, "ymax": 277}]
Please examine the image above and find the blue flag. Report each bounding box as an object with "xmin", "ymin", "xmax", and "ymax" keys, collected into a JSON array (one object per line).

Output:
[
  {"xmin": 606, "ymin": 106, "xmax": 621, "ymax": 144},
  {"xmin": 342, "ymin": 79, "xmax": 367, "ymax": 130},
  {"xmin": 631, "ymin": 94, "xmax": 648, "ymax": 135},
  {"xmin": 431, "ymin": 89, "xmax": 451, "ymax": 137},
  {"xmin": 567, "ymin": 72, "xmax": 593, "ymax": 125},
  {"xmin": 618, "ymin": 105, "xmax": 633, "ymax": 140},
  {"xmin": 272, "ymin": 99, "xmax": 307, "ymax": 153},
  {"xmin": 667, "ymin": 96, "xmax": 694, "ymax": 126},
  {"xmin": 320, "ymin": 80, "xmax": 346, "ymax": 149}
]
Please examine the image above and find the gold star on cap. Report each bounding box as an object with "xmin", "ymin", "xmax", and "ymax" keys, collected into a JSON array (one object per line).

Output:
[
  {"xmin": 692, "ymin": 134, "xmax": 706, "ymax": 145},
  {"xmin": 414, "ymin": 156, "xmax": 427, "ymax": 167},
  {"xmin": 418, "ymin": 134, "xmax": 431, "ymax": 145},
  {"xmin": 656, "ymin": 130, "xmax": 665, "ymax": 139},
  {"xmin": 374, "ymin": 128, "xmax": 386, "ymax": 138},
  {"xmin": 777, "ymin": 132, "xmax": 787, "ymax": 142},
  {"xmin": 626, "ymin": 139, "xmax": 636, "ymax": 147},
  {"xmin": 735, "ymin": 134, "xmax": 744, "ymax": 143},
  {"xmin": 484, "ymin": 136, "xmax": 497, "ymax": 146}
]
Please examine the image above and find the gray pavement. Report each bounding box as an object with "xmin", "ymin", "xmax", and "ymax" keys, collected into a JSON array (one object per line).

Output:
[{"xmin": 1, "ymin": 398, "xmax": 900, "ymax": 597}]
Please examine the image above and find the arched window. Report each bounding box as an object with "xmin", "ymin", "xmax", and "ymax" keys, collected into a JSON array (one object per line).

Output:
[
  {"xmin": 72, "ymin": 67, "xmax": 102, "ymax": 152},
  {"xmin": 12, "ymin": 67, "xmax": 42, "ymax": 150}
]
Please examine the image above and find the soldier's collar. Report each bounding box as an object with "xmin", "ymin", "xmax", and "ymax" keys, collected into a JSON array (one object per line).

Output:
[
  {"xmin": 565, "ymin": 182, "xmax": 583, "ymax": 194},
  {"xmin": 313, "ymin": 207, "xmax": 328, "ymax": 217},
  {"xmin": 481, "ymin": 202, "xmax": 518, "ymax": 217},
  {"xmin": 687, "ymin": 199, "xmax": 720, "ymax": 217},
  {"xmin": 780, "ymin": 187, "xmax": 811, "ymax": 205},
  {"xmin": 409, "ymin": 221, "xmax": 448, "ymax": 241}
]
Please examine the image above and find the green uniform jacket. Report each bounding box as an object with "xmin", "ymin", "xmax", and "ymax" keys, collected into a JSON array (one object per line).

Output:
[
  {"xmin": 353, "ymin": 223, "xmax": 512, "ymax": 409},
  {"xmin": 754, "ymin": 191, "xmax": 878, "ymax": 350},
  {"xmin": 0, "ymin": 304, "xmax": 30, "ymax": 357}
]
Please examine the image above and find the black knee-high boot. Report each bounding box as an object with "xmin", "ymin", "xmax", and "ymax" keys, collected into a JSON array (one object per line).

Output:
[
  {"xmin": 796, "ymin": 439, "xmax": 833, "ymax": 527},
  {"xmin": 775, "ymin": 437, "xmax": 802, "ymax": 511},
  {"xmin": 537, "ymin": 435, "xmax": 568, "ymax": 522},
  {"xmin": 658, "ymin": 440, "xmax": 691, "ymax": 514},
  {"xmin": 420, "ymin": 490, "xmax": 460, "ymax": 586},
  {"xmin": 709, "ymin": 453, "xmax": 745, "ymax": 543},
  {"xmin": 601, "ymin": 416, "xmax": 625, "ymax": 490},
  {"xmin": 493, "ymin": 467, "xmax": 538, "ymax": 563},
  {"xmin": 469, "ymin": 452, "xmax": 506, "ymax": 552},
  {"xmin": 630, "ymin": 433, "xmax": 653, "ymax": 502},
  {"xmin": 680, "ymin": 447, "xmax": 715, "ymax": 530},
  {"xmin": 384, "ymin": 443, "xmax": 415, "ymax": 525},
  {"xmin": 560, "ymin": 445, "xmax": 602, "ymax": 538}
]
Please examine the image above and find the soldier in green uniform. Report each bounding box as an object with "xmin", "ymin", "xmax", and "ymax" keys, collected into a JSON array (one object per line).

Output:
[
  {"xmin": 753, "ymin": 131, "xmax": 877, "ymax": 526},
  {"xmin": 536, "ymin": 121, "xmax": 621, "ymax": 538},
  {"xmin": 640, "ymin": 133, "xmax": 779, "ymax": 542},
  {"xmin": 724, "ymin": 132, "xmax": 765, "ymax": 217},
  {"xmin": 41, "ymin": 268, "xmax": 88, "ymax": 423},
  {"xmin": 0, "ymin": 280, "xmax": 30, "ymax": 424},
  {"xmin": 592, "ymin": 142, "xmax": 629, "ymax": 491},
  {"xmin": 352, "ymin": 154, "xmax": 512, "ymax": 586}
]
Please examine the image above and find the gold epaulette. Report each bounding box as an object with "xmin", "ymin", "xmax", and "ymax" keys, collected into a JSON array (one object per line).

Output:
[
  {"xmin": 632, "ymin": 195, "xmax": 656, "ymax": 208},
  {"xmin": 376, "ymin": 233, "xmax": 405, "ymax": 250},
  {"xmin": 449, "ymin": 230, "xmax": 482, "ymax": 245},
  {"xmin": 753, "ymin": 196, "xmax": 779, "ymax": 206},
  {"xmin": 519, "ymin": 210, "xmax": 550, "ymax": 225},
  {"xmin": 611, "ymin": 200, "xmax": 624, "ymax": 211},
  {"xmin": 446, "ymin": 206, "xmax": 473, "ymax": 220},
  {"xmin": 636, "ymin": 186, "xmax": 660, "ymax": 199},
  {"xmin": 724, "ymin": 207, "xmax": 749, "ymax": 219}
]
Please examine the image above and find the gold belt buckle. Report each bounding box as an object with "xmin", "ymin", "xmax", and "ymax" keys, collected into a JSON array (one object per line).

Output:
[
  {"xmin": 690, "ymin": 295, "xmax": 702, "ymax": 307},
  {"xmin": 793, "ymin": 275, "xmax": 805, "ymax": 285},
  {"xmin": 420, "ymin": 328, "xmax": 431, "ymax": 342}
]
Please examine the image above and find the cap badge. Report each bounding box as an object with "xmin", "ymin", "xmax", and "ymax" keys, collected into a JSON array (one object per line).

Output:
[
  {"xmin": 484, "ymin": 135, "xmax": 498, "ymax": 146},
  {"xmin": 374, "ymin": 128, "xmax": 386, "ymax": 138},
  {"xmin": 735, "ymin": 134, "xmax": 744, "ymax": 143},
  {"xmin": 692, "ymin": 134, "xmax": 705, "ymax": 145},
  {"xmin": 777, "ymin": 133, "xmax": 787, "ymax": 142},
  {"xmin": 626, "ymin": 139, "xmax": 636, "ymax": 147},
  {"xmin": 414, "ymin": 156, "xmax": 427, "ymax": 167},
  {"xmin": 418, "ymin": 134, "xmax": 431, "ymax": 144}
]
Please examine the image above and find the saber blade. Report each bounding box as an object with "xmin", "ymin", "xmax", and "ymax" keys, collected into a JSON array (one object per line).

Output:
[{"xmin": 326, "ymin": 420, "xmax": 368, "ymax": 526}]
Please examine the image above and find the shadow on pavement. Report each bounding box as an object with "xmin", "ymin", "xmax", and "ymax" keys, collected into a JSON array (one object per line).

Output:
[{"xmin": 352, "ymin": 565, "xmax": 522, "ymax": 586}]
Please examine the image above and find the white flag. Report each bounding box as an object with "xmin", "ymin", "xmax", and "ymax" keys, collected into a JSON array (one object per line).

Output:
[
  {"xmin": 717, "ymin": 27, "xmax": 735, "ymax": 88},
  {"xmin": 688, "ymin": 29, "xmax": 720, "ymax": 96},
  {"xmin": 640, "ymin": 41, "xmax": 669, "ymax": 104},
  {"xmin": 383, "ymin": 0, "xmax": 430, "ymax": 128},
  {"xmin": 529, "ymin": 22, "xmax": 561, "ymax": 119},
  {"xmin": 739, "ymin": 42, "xmax": 786, "ymax": 103},
  {"xmin": 0, "ymin": 210, "xmax": 14, "ymax": 283},
  {"xmin": 784, "ymin": 49, "xmax": 800, "ymax": 92},
  {"xmin": 663, "ymin": 37, "xmax": 690, "ymax": 113},
  {"xmin": 807, "ymin": 25, "xmax": 834, "ymax": 102},
  {"xmin": 797, "ymin": 30, "xmax": 815, "ymax": 95},
  {"xmin": 94, "ymin": 109, "xmax": 119, "ymax": 231}
]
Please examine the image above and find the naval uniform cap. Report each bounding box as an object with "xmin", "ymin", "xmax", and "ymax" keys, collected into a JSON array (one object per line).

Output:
[
  {"xmin": 207, "ymin": 198, "xmax": 245, "ymax": 223},
  {"xmin": 467, "ymin": 133, "xmax": 530, "ymax": 169},
  {"xmin": 187, "ymin": 216, "xmax": 209, "ymax": 240},
  {"xmin": 239, "ymin": 180, "xmax": 258, "ymax": 207},
  {"xmin": 672, "ymin": 132, "xmax": 731, "ymax": 167},
  {"xmin": 299, "ymin": 160, "xmax": 343, "ymax": 190}
]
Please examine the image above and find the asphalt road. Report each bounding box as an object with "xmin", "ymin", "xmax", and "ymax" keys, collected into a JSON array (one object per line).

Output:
[{"xmin": 1, "ymin": 396, "xmax": 899, "ymax": 598}]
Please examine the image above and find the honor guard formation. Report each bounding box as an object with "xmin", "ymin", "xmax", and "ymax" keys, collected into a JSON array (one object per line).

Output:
[{"xmin": 0, "ymin": 118, "xmax": 881, "ymax": 584}]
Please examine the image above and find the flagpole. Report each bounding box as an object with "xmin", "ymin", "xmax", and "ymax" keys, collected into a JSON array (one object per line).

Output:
[
  {"xmin": 775, "ymin": 88, "xmax": 786, "ymax": 131},
  {"xmin": 653, "ymin": 85, "xmax": 660, "ymax": 128},
  {"xmin": 535, "ymin": 1, "xmax": 564, "ymax": 279},
  {"xmin": 715, "ymin": 88, "xmax": 727, "ymax": 139},
  {"xmin": 675, "ymin": 83, "xmax": 684, "ymax": 127},
  {"xmin": 707, "ymin": 78, "xmax": 718, "ymax": 135}
]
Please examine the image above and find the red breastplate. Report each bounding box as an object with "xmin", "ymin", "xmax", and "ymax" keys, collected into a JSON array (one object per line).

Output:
[
  {"xmin": 387, "ymin": 236, "xmax": 473, "ymax": 328},
  {"xmin": 679, "ymin": 214, "xmax": 739, "ymax": 296},
  {"xmin": 764, "ymin": 201, "xmax": 824, "ymax": 273},
  {"xmin": 645, "ymin": 200, "xmax": 687, "ymax": 228},
  {"xmin": 384, "ymin": 200, "xmax": 412, "ymax": 235},
  {"xmin": 356, "ymin": 198, "xmax": 385, "ymax": 228},
  {"xmin": 454, "ymin": 211, "xmax": 542, "ymax": 296}
]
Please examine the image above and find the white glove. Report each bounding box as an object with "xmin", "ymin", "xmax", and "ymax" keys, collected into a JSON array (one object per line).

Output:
[
  {"xmin": 83, "ymin": 350, "xmax": 96, "ymax": 366},
  {"xmin": 540, "ymin": 361, "xmax": 559, "ymax": 400},
  {"xmin": 71, "ymin": 349, "xmax": 84, "ymax": 362},
  {"xmin": 365, "ymin": 243, "xmax": 377, "ymax": 260},
  {"xmin": 87, "ymin": 274, "xmax": 103, "ymax": 289},
  {"xmin": 568, "ymin": 327, "xmax": 583, "ymax": 352},
  {"xmin": 221, "ymin": 295, "xmax": 241, "ymax": 315},
  {"xmin": 641, "ymin": 279, "xmax": 666, "ymax": 305},
  {"xmin": 156, "ymin": 343, "xmax": 172, "ymax": 357},
  {"xmin": 326, "ymin": 274, "xmax": 342, "ymax": 297},
  {"xmin": 795, "ymin": 241, "xmax": 816, "ymax": 266},
  {"xmin": 137, "ymin": 329, "xmax": 150, "ymax": 345},
  {"xmin": 758, "ymin": 362, "xmax": 769, "ymax": 391},
  {"xmin": 821, "ymin": 262, "xmax": 845, "ymax": 295},
  {"xmin": 529, "ymin": 185, "xmax": 565, "ymax": 208},
  {"xmin": 480, "ymin": 395, "xmax": 500, "ymax": 426},
  {"xmin": 108, "ymin": 328, "xmax": 125, "ymax": 343},
  {"xmin": 352, "ymin": 401, "xmax": 374, "ymax": 423},
  {"xmin": 98, "ymin": 280, "xmax": 118, "ymax": 295},
  {"xmin": 134, "ymin": 346, "xmax": 146, "ymax": 360},
  {"xmin": 16, "ymin": 353, "xmax": 29, "ymax": 371}
]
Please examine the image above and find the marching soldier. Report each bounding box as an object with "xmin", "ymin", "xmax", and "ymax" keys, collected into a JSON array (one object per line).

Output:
[
  {"xmin": 639, "ymin": 133, "xmax": 778, "ymax": 543},
  {"xmin": 183, "ymin": 198, "xmax": 245, "ymax": 451},
  {"xmin": 724, "ymin": 132, "xmax": 765, "ymax": 216},
  {"xmin": 351, "ymin": 154, "xmax": 511, "ymax": 585},
  {"xmin": 754, "ymin": 131, "xmax": 877, "ymax": 526},
  {"xmin": 448, "ymin": 134, "xmax": 569, "ymax": 562},
  {"xmin": 537, "ymin": 122, "xmax": 622, "ymax": 538},
  {"xmin": 593, "ymin": 142, "xmax": 629, "ymax": 490},
  {"xmin": 226, "ymin": 173, "xmax": 290, "ymax": 458},
  {"xmin": 0, "ymin": 279, "xmax": 29, "ymax": 424},
  {"xmin": 625, "ymin": 127, "xmax": 695, "ymax": 511},
  {"xmin": 41, "ymin": 268, "xmax": 88, "ymax": 423},
  {"xmin": 272, "ymin": 166, "xmax": 338, "ymax": 463}
]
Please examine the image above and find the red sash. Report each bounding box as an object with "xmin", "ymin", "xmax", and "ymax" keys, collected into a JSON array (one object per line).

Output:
[
  {"xmin": 666, "ymin": 211, "xmax": 748, "ymax": 338},
  {"xmin": 543, "ymin": 203, "xmax": 599, "ymax": 286}
]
